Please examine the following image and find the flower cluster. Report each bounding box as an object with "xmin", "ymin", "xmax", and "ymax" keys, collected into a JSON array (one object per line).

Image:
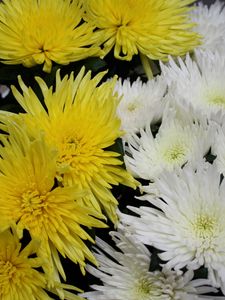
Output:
[{"xmin": 0, "ymin": 0, "xmax": 225, "ymax": 299}]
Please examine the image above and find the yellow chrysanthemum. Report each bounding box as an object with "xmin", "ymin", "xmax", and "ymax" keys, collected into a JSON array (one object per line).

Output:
[
  {"xmin": 83, "ymin": 0, "xmax": 200, "ymax": 61},
  {"xmin": 0, "ymin": 228, "xmax": 48, "ymax": 300},
  {"xmin": 0, "ymin": 228, "xmax": 83, "ymax": 300},
  {"xmin": 6, "ymin": 68, "xmax": 137, "ymax": 223},
  {"xmin": 0, "ymin": 0, "xmax": 100, "ymax": 72},
  {"xmin": 0, "ymin": 124, "xmax": 106, "ymax": 283}
]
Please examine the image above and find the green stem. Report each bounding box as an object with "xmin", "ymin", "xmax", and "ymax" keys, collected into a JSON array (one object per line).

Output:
[{"xmin": 139, "ymin": 53, "xmax": 153, "ymax": 80}]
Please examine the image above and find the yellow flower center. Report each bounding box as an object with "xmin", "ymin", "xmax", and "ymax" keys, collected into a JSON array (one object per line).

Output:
[
  {"xmin": 56, "ymin": 135, "xmax": 100, "ymax": 180},
  {"xmin": 59, "ymin": 137, "xmax": 79, "ymax": 164},
  {"xmin": 18, "ymin": 190, "xmax": 49, "ymax": 232},
  {"xmin": 0, "ymin": 260, "xmax": 17, "ymax": 295},
  {"xmin": 193, "ymin": 215, "xmax": 216, "ymax": 239},
  {"xmin": 21, "ymin": 190, "xmax": 47, "ymax": 216}
]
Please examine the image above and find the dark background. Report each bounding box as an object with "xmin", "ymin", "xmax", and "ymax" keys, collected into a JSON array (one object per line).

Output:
[{"xmin": 199, "ymin": 0, "xmax": 225, "ymax": 3}]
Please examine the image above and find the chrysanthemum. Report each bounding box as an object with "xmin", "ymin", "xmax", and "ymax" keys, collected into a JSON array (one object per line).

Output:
[
  {"xmin": 5, "ymin": 68, "xmax": 137, "ymax": 223},
  {"xmin": 114, "ymin": 76, "xmax": 166, "ymax": 139},
  {"xmin": 121, "ymin": 162, "xmax": 225, "ymax": 292},
  {"xmin": 124, "ymin": 105, "xmax": 213, "ymax": 181},
  {"xmin": 0, "ymin": 228, "xmax": 83, "ymax": 300},
  {"xmin": 0, "ymin": 0, "xmax": 100, "ymax": 72},
  {"xmin": 190, "ymin": 1, "xmax": 225, "ymax": 54},
  {"xmin": 0, "ymin": 124, "xmax": 106, "ymax": 283},
  {"xmin": 83, "ymin": 0, "xmax": 200, "ymax": 62},
  {"xmin": 161, "ymin": 50, "xmax": 225, "ymax": 123},
  {"xmin": 81, "ymin": 229, "xmax": 216, "ymax": 300},
  {"xmin": 0, "ymin": 228, "xmax": 48, "ymax": 300}
]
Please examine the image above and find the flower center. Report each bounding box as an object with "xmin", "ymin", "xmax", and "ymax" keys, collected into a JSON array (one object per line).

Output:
[
  {"xmin": 127, "ymin": 101, "xmax": 139, "ymax": 112},
  {"xmin": 136, "ymin": 279, "xmax": 152, "ymax": 295},
  {"xmin": 134, "ymin": 275, "xmax": 161, "ymax": 299},
  {"xmin": 59, "ymin": 137, "xmax": 80, "ymax": 164},
  {"xmin": 208, "ymin": 94, "xmax": 225, "ymax": 107},
  {"xmin": 0, "ymin": 260, "xmax": 17, "ymax": 295},
  {"xmin": 162, "ymin": 143, "xmax": 186, "ymax": 163},
  {"xmin": 56, "ymin": 134, "xmax": 101, "ymax": 185},
  {"xmin": 18, "ymin": 190, "xmax": 49, "ymax": 232},
  {"xmin": 192, "ymin": 215, "xmax": 216, "ymax": 238},
  {"xmin": 21, "ymin": 190, "xmax": 47, "ymax": 215}
]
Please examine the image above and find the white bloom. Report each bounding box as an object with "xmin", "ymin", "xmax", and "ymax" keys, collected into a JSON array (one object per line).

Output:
[
  {"xmin": 124, "ymin": 104, "xmax": 213, "ymax": 181},
  {"xmin": 114, "ymin": 76, "xmax": 166, "ymax": 139},
  {"xmin": 190, "ymin": 1, "xmax": 225, "ymax": 54},
  {"xmin": 120, "ymin": 162, "xmax": 225, "ymax": 293},
  {"xmin": 161, "ymin": 50, "xmax": 225, "ymax": 123},
  {"xmin": 81, "ymin": 230, "xmax": 216, "ymax": 300}
]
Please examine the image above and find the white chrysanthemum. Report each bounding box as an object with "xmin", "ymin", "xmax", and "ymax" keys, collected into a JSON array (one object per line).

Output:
[
  {"xmin": 190, "ymin": 1, "xmax": 225, "ymax": 54},
  {"xmin": 120, "ymin": 162, "xmax": 225, "ymax": 292},
  {"xmin": 81, "ymin": 230, "xmax": 216, "ymax": 300},
  {"xmin": 161, "ymin": 50, "xmax": 225, "ymax": 123},
  {"xmin": 114, "ymin": 76, "xmax": 166, "ymax": 139},
  {"xmin": 124, "ymin": 105, "xmax": 213, "ymax": 181}
]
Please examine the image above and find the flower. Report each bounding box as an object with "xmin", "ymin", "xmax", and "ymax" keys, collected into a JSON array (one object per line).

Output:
[
  {"xmin": 161, "ymin": 50, "xmax": 225, "ymax": 123},
  {"xmin": 0, "ymin": 0, "xmax": 100, "ymax": 72},
  {"xmin": 83, "ymin": 0, "xmax": 200, "ymax": 61},
  {"xmin": 190, "ymin": 1, "xmax": 225, "ymax": 54},
  {"xmin": 114, "ymin": 76, "xmax": 166, "ymax": 139},
  {"xmin": 0, "ymin": 123, "xmax": 106, "ymax": 283},
  {"xmin": 0, "ymin": 227, "xmax": 83, "ymax": 300},
  {"xmin": 120, "ymin": 162, "xmax": 225, "ymax": 292},
  {"xmin": 0, "ymin": 228, "xmax": 48, "ymax": 300},
  {"xmin": 81, "ymin": 229, "xmax": 216, "ymax": 300},
  {"xmin": 124, "ymin": 104, "xmax": 213, "ymax": 181},
  {"xmin": 5, "ymin": 68, "xmax": 137, "ymax": 223}
]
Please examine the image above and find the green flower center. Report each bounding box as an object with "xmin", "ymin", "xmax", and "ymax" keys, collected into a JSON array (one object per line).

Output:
[
  {"xmin": 134, "ymin": 276, "xmax": 162, "ymax": 299},
  {"xmin": 163, "ymin": 143, "xmax": 186, "ymax": 163},
  {"xmin": 127, "ymin": 101, "xmax": 139, "ymax": 112},
  {"xmin": 208, "ymin": 95, "xmax": 225, "ymax": 107},
  {"xmin": 136, "ymin": 279, "xmax": 152, "ymax": 295}
]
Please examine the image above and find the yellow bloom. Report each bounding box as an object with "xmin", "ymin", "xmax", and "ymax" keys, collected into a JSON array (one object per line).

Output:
[
  {"xmin": 83, "ymin": 0, "xmax": 200, "ymax": 61},
  {"xmin": 0, "ymin": 124, "xmax": 106, "ymax": 283},
  {"xmin": 8, "ymin": 68, "xmax": 137, "ymax": 223},
  {"xmin": 0, "ymin": 228, "xmax": 83, "ymax": 300},
  {"xmin": 0, "ymin": 228, "xmax": 47, "ymax": 300},
  {"xmin": 0, "ymin": 0, "xmax": 100, "ymax": 72}
]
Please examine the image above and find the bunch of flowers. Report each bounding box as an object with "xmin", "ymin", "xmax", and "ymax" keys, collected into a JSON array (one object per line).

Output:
[{"xmin": 0, "ymin": 0, "xmax": 225, "ymax": 299}]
